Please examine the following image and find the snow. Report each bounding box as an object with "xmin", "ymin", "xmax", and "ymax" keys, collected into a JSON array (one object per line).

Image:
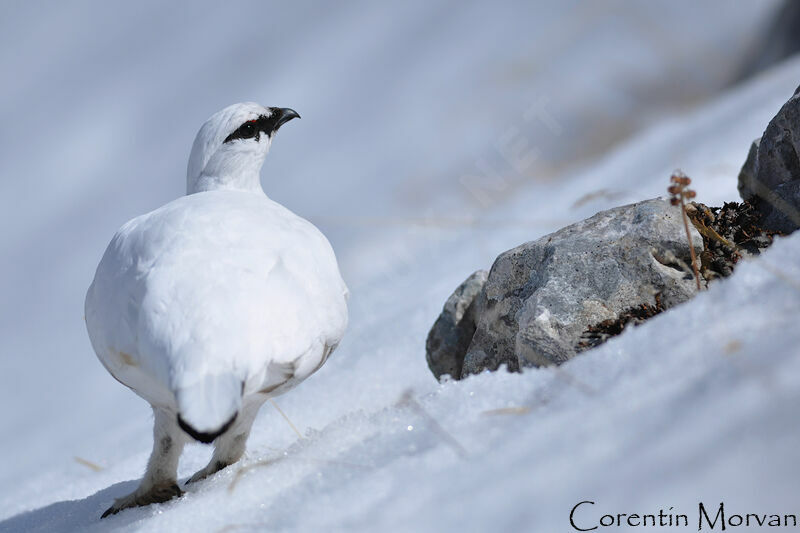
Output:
[{"xmin": 2, "ymin": 2, "xmax": 800, "ymax": 532}]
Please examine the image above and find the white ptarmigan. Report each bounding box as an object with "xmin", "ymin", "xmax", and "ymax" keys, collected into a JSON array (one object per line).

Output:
[{"xmin": 85, "ymin": 103, "xmax": 348, "ymax": 517}]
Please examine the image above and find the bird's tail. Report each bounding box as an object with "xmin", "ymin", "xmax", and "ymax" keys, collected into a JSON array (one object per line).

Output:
[{"xmin": 175, "ymin": 373, "xmax": 243, "ymax": 443}]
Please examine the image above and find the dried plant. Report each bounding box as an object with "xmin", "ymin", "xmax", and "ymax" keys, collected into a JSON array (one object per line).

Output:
[
  {"xmin": 73, "ymin": 456, "xmax": 104, "ymax": 472},
  {"xmin": 668, "ymin": 171, "xmax": 701, "ymax": 290}
]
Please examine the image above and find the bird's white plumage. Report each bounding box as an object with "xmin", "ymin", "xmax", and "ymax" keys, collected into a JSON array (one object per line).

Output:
[
  {"xmin": 86, "ymin": 103, "xmax": 348, "ymax": 438},
  {"xmin": 187, "ymin": 103, "xmax": 271, "ymax": 195},
  {"xmin": 86, "ymin": 190, "xmax": 347, "ymax": 427}
]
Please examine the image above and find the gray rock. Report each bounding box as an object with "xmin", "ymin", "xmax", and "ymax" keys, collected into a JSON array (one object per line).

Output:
[
  {"xmin": 737, "ymin": 138, "xmax": 760, "ymax": 202},
  {"xmin": 425, "ymin": 270, "xmax": 487, "ymax": 380},
  {"xmin": 460, "ymin": 198, "xmax": 703, "ymax": 377},
  {"xmin": 760, "ymin": 180, "xmax": 800, "ymax": 234},
  {"xmin": 738, "ymin": 85, "xmax": 800, "ymax": 233},
  {"xmin": 751, "ymin": 85, "xmax": 800, "ymax": 193}
]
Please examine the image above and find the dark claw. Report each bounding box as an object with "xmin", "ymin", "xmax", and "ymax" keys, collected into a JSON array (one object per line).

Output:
[
  {"xmin": 186, "ymin": 460, "xmax": 230, "ymax": 485},
  {"xmin": 100, "ymin": 483, "xmax": 184, "ymax": 519}
]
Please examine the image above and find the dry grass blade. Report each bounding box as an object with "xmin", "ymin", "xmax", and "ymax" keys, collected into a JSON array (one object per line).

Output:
[
  {"xmin": 749, "ymin": 178, "xmax": 800, "ymax": 229},
  {"xmin": 522, "ymin": 348, "xmax": 598, "ymax": 395},
  {"xmin": 686, "ymin": 209, "xmax": 736, "ymax": 249},
  {"xmin": 551, "ymin": 365, "xmax": 598, "ymax": 395},
  {"xmin": 753, "ymin": 260, "xmax": 800, "ymax": 293},
  {"xmin": 481, "ymin": 407, "xmax": 532, "ymax": 416},
  {"xmin": 684, "ymin": 198, "xmax": 800, "ymax": 292},
  {"xmin": 397, "ymin": 390, "xmax": 469, "ymax": 459},
  {"xmin": 269, "ymin": 398, "xmax": 304, "ymax": 440},
  {"xmin": 228, "ymin": 454, "xmax": 371, "ymax": 493},
  {"xmin": 216, "ymin": 523, "xmax": 270, "ymax": 533},
  {"xmin": 571, "ymin": 188, "xmax": 625, "ymax": 209},
  {"xmin": 228, "ymin": 456, "xmax": 284, "ymax": 493},
  {"xmin": 73, "ymin": 456, "xmax": 104, "ymax": 472}
]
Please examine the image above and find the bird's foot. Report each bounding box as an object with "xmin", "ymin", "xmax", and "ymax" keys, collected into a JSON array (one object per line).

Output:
[
  {"xmin": 101, "ymin": 482, "xmax": 184, "ymax": 518},
  {"xmin": 186, "ymin": 460, "xmax": 231, "ymax": 484}
]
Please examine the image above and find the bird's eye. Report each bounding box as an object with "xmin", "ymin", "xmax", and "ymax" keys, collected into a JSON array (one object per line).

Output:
[
  {"xmin": 223, "ymin": 120, "xmax": 260, "ymax": 143},
  {"xmin": 240, "ymin": 122, "xmax": 256, "ymax": 138}
]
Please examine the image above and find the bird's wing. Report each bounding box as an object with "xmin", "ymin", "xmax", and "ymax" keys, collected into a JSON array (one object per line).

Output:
[{"xmin": 85, "ymin": 191, "xmax": 348, "ymax": 414}]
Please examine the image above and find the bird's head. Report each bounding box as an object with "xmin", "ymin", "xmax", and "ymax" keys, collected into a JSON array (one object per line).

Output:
[{"xmin": 186, "ymin": 102, "xmax": 300, "ymax": 194}]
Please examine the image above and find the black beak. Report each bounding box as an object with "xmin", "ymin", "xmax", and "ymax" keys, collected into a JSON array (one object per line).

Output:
[{"xmin": 272, "ymin": 107, "xmax": 300, "ymax": 131}]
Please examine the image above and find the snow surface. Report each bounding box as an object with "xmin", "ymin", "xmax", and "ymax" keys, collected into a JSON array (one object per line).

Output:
[{"xmin": 2, "ymin": 2, "xmax": 800, "ymax": 532}]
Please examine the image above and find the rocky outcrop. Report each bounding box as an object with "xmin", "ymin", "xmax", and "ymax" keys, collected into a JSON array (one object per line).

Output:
[
  {"xmin": 425, "ymin": 270, "xmax": 487, "ymax": 380},
  {"xmin": 426, "ymin": 199, "xmax": 703, "ymax": 380},
  {"xmin": 426, "ymin": 86, "xmax": 800, "ymax": 381},
  {"xmin": 738, "ymin": 85, "xmax": 800, "ymax": 233}
]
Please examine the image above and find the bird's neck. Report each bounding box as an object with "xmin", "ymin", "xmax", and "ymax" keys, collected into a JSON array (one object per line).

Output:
[
  {"xmin": 187, "ymin": 153, "xmax": 266, "ymax": 195},
  {"xmin": 188, "ymin": 170, "xmax": 265, "ymax": 195}
]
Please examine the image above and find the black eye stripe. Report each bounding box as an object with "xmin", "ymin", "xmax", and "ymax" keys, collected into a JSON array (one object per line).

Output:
[
  {"xmin": 223, "ymin": 119, "xmax": 259, "ymax": 144},
  {"xmin": 255, "ymin": 113, "xmax": 283, "ymax": 135},
  {"xmin": 223, "ymin": 114, "xmax": 282, "ymax": 144}
]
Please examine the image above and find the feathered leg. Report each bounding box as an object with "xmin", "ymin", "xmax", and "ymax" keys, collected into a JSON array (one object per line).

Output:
[
  {"xmin": 186, "ymin": 400, "xmax": 263, "ymax": 483},
  {"xmin": 102, "ymin": 407, "xmax": 187, "ymax": 517}
]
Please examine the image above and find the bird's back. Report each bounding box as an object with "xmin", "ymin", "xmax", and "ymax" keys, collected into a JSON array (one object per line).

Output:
[{"xmin": 85, "ymin": 190, "xmax": 348, "ymax": 410}]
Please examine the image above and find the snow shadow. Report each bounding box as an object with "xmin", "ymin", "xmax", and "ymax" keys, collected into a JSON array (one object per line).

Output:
[{"xmin": 0, "ymin": 480, "xmax": 147, "ymax": 533}]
